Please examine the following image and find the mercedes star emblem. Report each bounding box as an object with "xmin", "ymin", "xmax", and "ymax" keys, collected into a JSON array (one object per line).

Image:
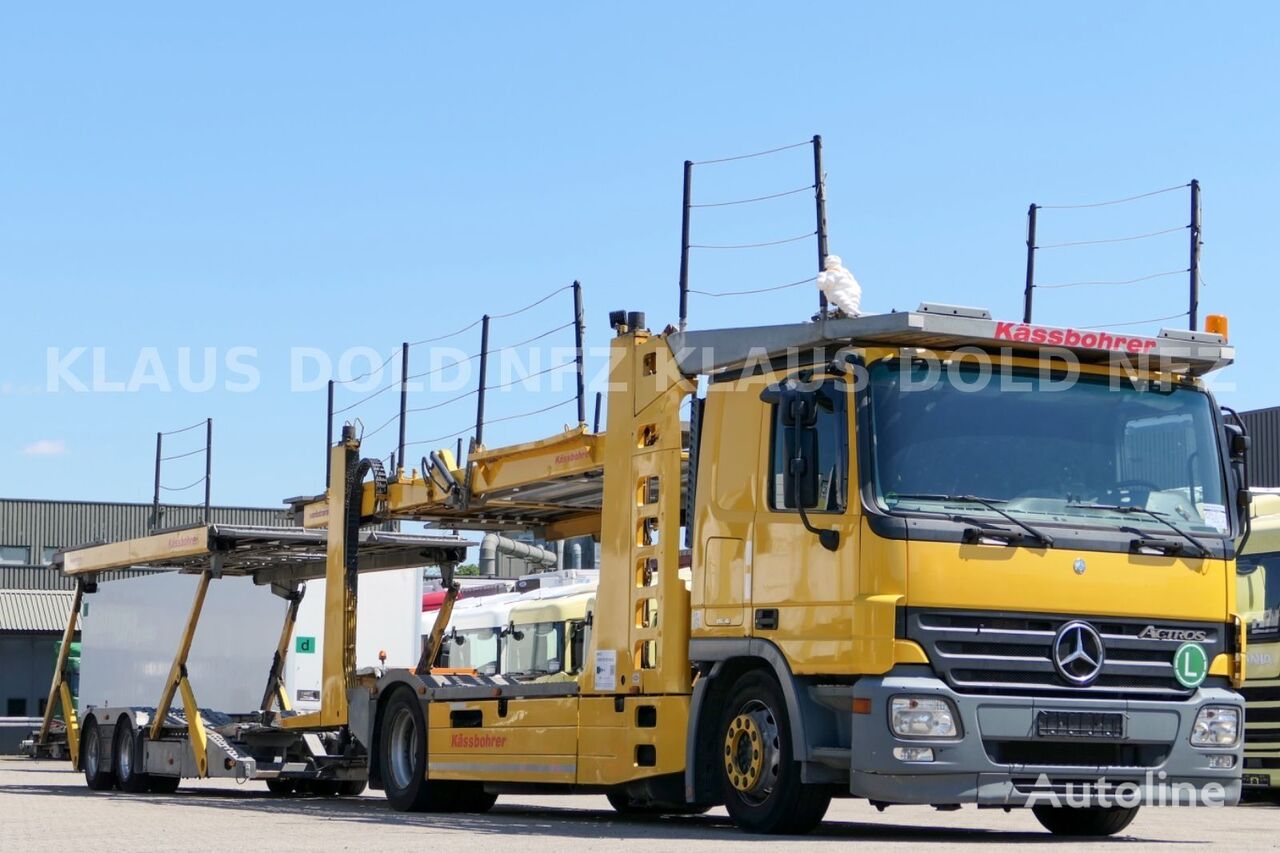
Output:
[{"xmin": 1053, "ymin": 620, "xmax": 1105, "ymax": 685}]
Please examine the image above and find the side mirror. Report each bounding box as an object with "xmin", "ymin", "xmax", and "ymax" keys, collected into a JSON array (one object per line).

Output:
[
  {"xmin": 1226, "ymin": 423, "xmax": 1251, "ymax": 460},
  {"xmin": 783, "ymin": 425, "xmax": 820, "ymax": 509}
]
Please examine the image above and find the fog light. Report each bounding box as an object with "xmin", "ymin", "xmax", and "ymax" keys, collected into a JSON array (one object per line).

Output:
[
  {"xmin": 1191, "ymin": 706, "xmax": 1240, "ymax": 747},
  {"xmin": 890, "ymin": 696, "xmax": 959, "ymax": 738},
  {"xmin": 893, "ymin": 746, "xmax": 935, "ymax": 762},
  {"xmin": 1208, "ymin": 754, "xmax": 1235, "ymax": 769}
]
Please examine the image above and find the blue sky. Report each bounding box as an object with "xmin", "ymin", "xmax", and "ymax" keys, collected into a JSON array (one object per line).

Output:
[{"xmin": 2, "ymin": 3, "xmax": 1276, "ymax": 507}]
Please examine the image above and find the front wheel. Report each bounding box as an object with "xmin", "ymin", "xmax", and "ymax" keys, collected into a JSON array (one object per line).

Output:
[
  {"xmin": 81, "ymin": 719, "xmax": 115, "ymax": 791},
  {"xmin": 1032, "ymin": 805, "xmax": 1140, "ymax": 836},
  {"xmin": 716, "ymin": 670, "xmax": 831, "ymax": 834}
]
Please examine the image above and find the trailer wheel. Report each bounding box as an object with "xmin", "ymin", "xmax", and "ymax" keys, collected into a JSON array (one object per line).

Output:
[
  {"xmin": 147, "ymin": 775, "xmax": 180, "ymax": 794},
  {"xmin": 81, "ymin": 718, "xmax": 115, "ymax": 791},
  {"xmin": 1032, "ymin": 805, "xmax": 1140, "ymax": 836},
  {"xmin": 265, "ymin": 779, "xmax": 297, "ymax": 796},
  {"xmin": 378, "ymin": 688, "xmax": 433, "ymax": 811},
  {"xmin": 112, "ymin": 719, "xmax": 150, "ymax": 793},
  {"xmin": 716, "ymin": 670, "xmax": 830, "ymax": 834}
]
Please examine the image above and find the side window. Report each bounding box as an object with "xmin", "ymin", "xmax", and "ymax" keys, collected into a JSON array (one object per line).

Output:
[
  {"xmin": 0, "ymin": 546, "xmax": 30, "ymax": 565},
  {"xmin": 768, "ymin": 379, "xmax": 848, "ymax": 512}
]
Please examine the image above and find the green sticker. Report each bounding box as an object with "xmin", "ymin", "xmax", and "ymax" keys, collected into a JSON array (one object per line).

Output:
[
  {"xmin": 295, "ymin": 636, "xmax": 316, "ymax": 654},
  {"xmin": 1173, "ymin": 642, "xmax": 1208, "ymax": 688}
]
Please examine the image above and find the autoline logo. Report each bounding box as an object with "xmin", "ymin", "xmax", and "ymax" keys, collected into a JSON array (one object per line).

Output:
[{"xmin": 1026, "ymin": 771, "xmax": 1228, "ymax": 809}]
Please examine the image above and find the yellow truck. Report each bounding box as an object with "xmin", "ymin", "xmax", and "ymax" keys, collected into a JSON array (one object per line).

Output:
[
  {"xmin": 43, "ymin": 301, "xmax": 1249, "ymax": 836},
  {"xmin": 1238, "ymin": 490, "xmax": 1280, "ymax": 792}
]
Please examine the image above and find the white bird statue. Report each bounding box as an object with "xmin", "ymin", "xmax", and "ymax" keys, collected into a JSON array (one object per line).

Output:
[{"xmin": 817, "ymin": 254, "xmax": 862, "ymax": 317}]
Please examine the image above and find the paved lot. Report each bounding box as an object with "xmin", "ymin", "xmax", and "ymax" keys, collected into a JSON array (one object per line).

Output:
[{"xmin": 1, "ymin": 757, "xmax": 1277, "ymax": 852}]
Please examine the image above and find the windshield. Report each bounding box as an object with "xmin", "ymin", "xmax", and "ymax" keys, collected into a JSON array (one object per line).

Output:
[
  {"xmin": 866, "ymin": 360, "xmax": 1229, "ymax": 537},
  {"xmin": 1239, "ymin": 552, "xmax": 1280, "ymax": 641},
  {"xmin": 504, "ymin": 620, "xmax": 565, "ymax": 676},
  {"xmin": 445, "ymin": 627, "xmax": 503, "ymax": 675}
]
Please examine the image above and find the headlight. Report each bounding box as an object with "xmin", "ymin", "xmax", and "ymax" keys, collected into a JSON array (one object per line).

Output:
[
  {"xmin": 1191, "ymin": 706, "xmax": 1240, "ymax": 747},
  {"xmin": 890, "ymin": 696, "xmax": 959, "ymax": 738}
]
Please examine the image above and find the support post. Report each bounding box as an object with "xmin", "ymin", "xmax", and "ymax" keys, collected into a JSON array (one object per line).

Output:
[
  {"xmin": 813, "ymin": 134, "xmax": 829, "ymax": 313},
  {"xmin": 151, "ymin": 432, "xmax": 162, "ymax": 532},
  {"xmin": 150, "ymin": 569, "xmax": 214, "ymax": 775},
  {"xmin": 1023, "ymin": 203, "xmax": 1038, "ymax": 323},
  {"xmin": 260, "ymin": 586, "xmax": 305, "ymax": 716},
  {"xmin": 573, "ymin": 281, "xmax": 586, "ymax": 426},
  {"xmin": 418, "ymin": 563, "xmax": 460, "ymax": 674},
  {"xmin": 474, "ymin": 315, "xmax": 491, "ymax": 448},
  {"xmin": 38, "ymin": 581, "xmax": 84, "ymax": 748},
  {"xmin": 203, "ymin": 418, "xmax": 212, "ymax": 524},
  {"xmin": 593, "ymin": 391, "xmax": 603, "ymax": 434},
  {"xmin": 1189, "ymin": 179, "xmax": 1201, "ymax": 331},
  {"xmin": 326, "ymin": 380, "xmax": 335, "ymax": 488},
  {"xmin": 397, "ymin": 342, "xmax": 409, "ymax": 475},
  {"xmin": 678, "ymin": 160, "xmax": 692, "ymax": 330}
]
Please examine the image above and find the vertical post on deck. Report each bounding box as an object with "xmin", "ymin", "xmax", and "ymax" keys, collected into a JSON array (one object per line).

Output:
[
  {"xmin": 1189, "ymin": 179, "xmax": 1201, "ymax": 331},
  {"xmin": 326, "ymin": 380, "xmax": 335, "ymax": 488},
  {"xmin": 151, "ymin": 432, "xmax": 163, "ymax": 533},
  {"xmin": 678, "ymin": 160, "xmax": 693, "ymax": 330},
  {"xmin": 813, "ymin": 134, "xmax": 829, "ymax": 313},
  {"xmin": 203, "ymin": 418, "xmax": 212, "ymax": 524},
  {"xmin": 474, "ymin": 315, "xmax": 491, "ymax": 448},
  {"xmin": 573, "ymin": 281, "xmax": 586, "ymax": 427},
  {"xmin": 1023, "ymin": 203, "xmax": 1038, "ymax": 323},
  {"xmin": 397, "ymin": 342, "xmax": 409, "ymax": 474}
]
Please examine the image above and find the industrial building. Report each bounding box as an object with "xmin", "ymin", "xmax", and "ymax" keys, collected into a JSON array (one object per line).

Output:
[{"xmin": 0, "ymin": 498, "xmax": 287, "ymax": 751}]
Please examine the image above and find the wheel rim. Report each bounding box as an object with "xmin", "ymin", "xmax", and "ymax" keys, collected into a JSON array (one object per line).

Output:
[
  {"xmin": 84, "ymin": 726, "xmax": 99, "ymax": 777},
  {"xmin": 387, "ymin": 707, "xmax": 418, "ymax": 791},
  {"xmin": 723, "ymin": 699, "xmax": 781, "ymax": 805},
  {"xmin": 117, "ymin": 729, "xmax": 132, "ymax": 779}
]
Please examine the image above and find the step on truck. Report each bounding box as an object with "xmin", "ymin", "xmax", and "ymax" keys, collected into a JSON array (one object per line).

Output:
[{"xmin": 46, "ymin": 301, "xmax": 1249, "ymax": 836}]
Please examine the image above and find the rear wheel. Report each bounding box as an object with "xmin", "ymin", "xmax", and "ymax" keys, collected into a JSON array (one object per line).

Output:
[
  {"xmin": 81, "ymin": 718, "xmax": 115, "ymax": 791},
  {"xmin": 1032, "ymin": 805, "xmax": 1140, "ymax": 837},
  {"xmin": 112, "ymin": 719, "xmax": 150, "ymax": 793},
  {"xmin": 716, "ymin": 671, "xmax": 830, "ymax": 834}
]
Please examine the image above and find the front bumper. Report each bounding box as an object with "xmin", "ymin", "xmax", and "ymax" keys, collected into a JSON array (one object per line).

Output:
[{"xmin": 849, "ymin": 669, "xmax": 1242, "ymax": 807}]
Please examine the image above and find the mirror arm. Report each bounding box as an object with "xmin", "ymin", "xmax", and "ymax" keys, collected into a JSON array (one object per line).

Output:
[{"xmin": 793, "ymin": 478, "xmax": 840, "ymax": 552}]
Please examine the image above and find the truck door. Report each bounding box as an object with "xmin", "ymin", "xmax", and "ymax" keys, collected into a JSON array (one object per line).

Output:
[{"xmin": 750, "ymin": 376, "xmax": 859, "ymax": 668}]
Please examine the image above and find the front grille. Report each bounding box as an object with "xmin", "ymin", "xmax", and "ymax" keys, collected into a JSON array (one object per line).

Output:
[
  {"xmin": 908, "ymin": 609, "xmax": 1225, "ymax": 701},
  {"xmin": 986, "ymin": 740, "xmax": 1169, "ymax": 768}
]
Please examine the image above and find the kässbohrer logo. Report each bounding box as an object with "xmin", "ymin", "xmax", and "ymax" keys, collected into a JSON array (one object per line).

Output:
[
  {"xmin": 994, "ymin": 322, "xmax": 1159, "ymax": 354},
  {"xmin": 450, "ymin": 733, "xmax": 507, "ymax": 749}
]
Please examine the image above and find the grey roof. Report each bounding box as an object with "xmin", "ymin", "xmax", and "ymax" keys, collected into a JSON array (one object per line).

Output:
[{"xmin": 0, "ymin": 589, "xmax": 74, "ymax": 632}]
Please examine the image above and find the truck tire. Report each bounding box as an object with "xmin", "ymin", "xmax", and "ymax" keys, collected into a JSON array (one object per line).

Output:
[
  {"xmin": 1032, "ymin": 804, "xmax": 1139, "ymax": 836},
  {"xmin": 716, "ymin": 670, "xmax": 830, "ymax": 834},
  {"xmin": 81, "ymin": 718, "xmax": 115, "ymax": 791},
  {"xmin": 112, "ymin": 719, "xmax": 150, "ymax": 793},
  {"xmin": 265, "ymin": 779, "xmax": 297, "ymax": 795},
  {"xmin": 378, "ymin": 688, "xmax": 434, "ymax": 811}
]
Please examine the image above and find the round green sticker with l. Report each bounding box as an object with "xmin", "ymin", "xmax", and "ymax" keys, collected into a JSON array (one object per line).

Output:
[{"xmin": 1174, "ymin": 642, "xmax": 1208, "ymax": 688}]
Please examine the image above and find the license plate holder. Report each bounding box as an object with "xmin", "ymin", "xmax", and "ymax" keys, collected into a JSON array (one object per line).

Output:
[{"xmin": 1036, "ymin": 710, "xmax": 1125, "ymax": 739}]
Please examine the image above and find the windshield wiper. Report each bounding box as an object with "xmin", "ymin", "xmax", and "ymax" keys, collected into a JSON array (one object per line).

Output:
[
  {"xmin": 1070, "ymin": 503, "xmax": 1212, "ymax": 558},
  {"xmin": 887, "ymin": 493, "xmax": 1054, "ymax": 547}
]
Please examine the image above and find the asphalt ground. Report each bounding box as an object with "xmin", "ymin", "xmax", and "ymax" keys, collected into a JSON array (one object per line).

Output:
[{"xmin": 1, "ymin": 757, "xmax": 1276, "ymax": 852}]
